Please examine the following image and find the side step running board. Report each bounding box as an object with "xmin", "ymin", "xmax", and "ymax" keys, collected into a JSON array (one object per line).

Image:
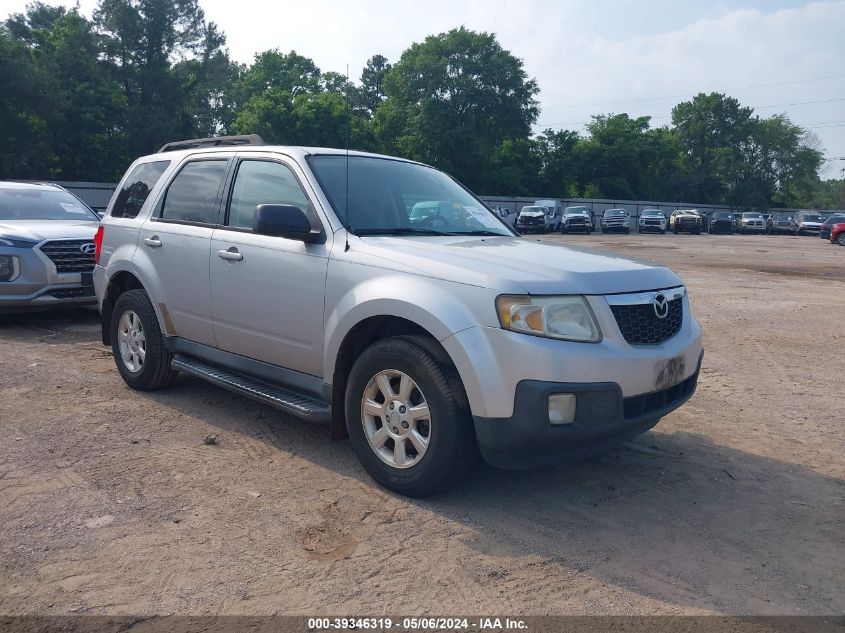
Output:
[{"xmin": 171, "ymin": 354, "xmax": 331, "ymax": 423}]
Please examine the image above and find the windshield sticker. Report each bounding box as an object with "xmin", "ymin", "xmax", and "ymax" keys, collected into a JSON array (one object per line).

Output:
[
  {"xmin": 463, "ymin": 206, "xmax": 502, "ymax": 229},
  {"xmin": 60, "ymin": 203, "xmax": 88, "ymax": 214}
]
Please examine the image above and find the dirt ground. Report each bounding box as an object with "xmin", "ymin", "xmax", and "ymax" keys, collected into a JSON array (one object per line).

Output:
[{"xmin": 0, "ymin": 233, "xmax": 843, "ymax": 617}]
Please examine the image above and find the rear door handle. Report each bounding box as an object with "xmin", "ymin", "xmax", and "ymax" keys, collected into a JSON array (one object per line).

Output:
[
  {"xmin": 217, "ymin": 247, "xmax": 243, "ymax": 262},
  {"xmin": 143, "ymin": 236, "xmax": 162, "ymax": 248}
]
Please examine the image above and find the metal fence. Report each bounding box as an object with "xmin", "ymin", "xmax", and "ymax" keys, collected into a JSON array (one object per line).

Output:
[{"xmin": 36, "ymin": 181, "xmax": 845, "ymax": 223}]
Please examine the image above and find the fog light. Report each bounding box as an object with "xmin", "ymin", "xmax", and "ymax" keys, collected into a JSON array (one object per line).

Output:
[{"xmin": 548, "ymin": 394, "xmax": 576, "ymax": 425}]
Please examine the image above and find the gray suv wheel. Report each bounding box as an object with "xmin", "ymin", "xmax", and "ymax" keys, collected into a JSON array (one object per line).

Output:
[
  {"xmin": 111, "ymin": 289, "xmax": 176, "ymax": 391},
  {"xmin": 345, "ymin": 335, "xmax": 478, "ymax": 496}
]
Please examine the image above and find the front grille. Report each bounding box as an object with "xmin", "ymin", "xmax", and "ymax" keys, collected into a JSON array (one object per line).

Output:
[
  {"xmin": 623, "ymin": 366, "xmax": 699, "ymax": 420},
  {"xmin": 609, "ymin": 297, "xmax": 683, "ymax": 345},
  {"xmin": 50, "ymin": 286, "xmax": 95, "ymax": 299},
  {"xmin": 39, "ymin": 240, "xmax": 95, "ymax": 273},
  {"xmin": 679, "ymin": 217, "xmax": 697, "ymax": 224}
]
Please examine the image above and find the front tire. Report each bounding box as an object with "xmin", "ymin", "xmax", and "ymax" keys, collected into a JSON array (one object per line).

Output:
[
  {"xmin": 110, "ymin": 289, "xmax": 176, "ymax": 391},
  {"xmin": 345, "ymin": 336, "xmax": 477, "ymax": 497},
  {"xmin": 838, "ymin": 233, "xmax": 845, "ymax": 246}
]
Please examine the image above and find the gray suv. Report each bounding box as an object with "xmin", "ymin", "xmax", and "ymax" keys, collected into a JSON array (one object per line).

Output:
[
  {"xmin": 1, "ymin": 181, "xmax": 100, "ymax": 312},
  {"xmin": 95, "ymin": 135, "xmax": 703, "ymax": 496}
]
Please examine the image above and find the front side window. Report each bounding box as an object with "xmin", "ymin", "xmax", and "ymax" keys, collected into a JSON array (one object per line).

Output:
[
  {"xmin": 160, "ymin": 160, "xmax": 228, "ymax": 224},
  {"xmin": 308, "ymin": 155, "xmax": 513, "ymax": 236},
  {"xmin": 111, "ymin": 160, "xmax": 170, "ymax": 219},
  {"xmin": 227, "ymin": 160, "xmax": 312, "ymax": 229}
]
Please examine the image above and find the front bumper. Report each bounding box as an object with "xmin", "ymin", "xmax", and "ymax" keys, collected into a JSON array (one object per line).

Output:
[
  {"xmin": 638, "ymin": 223, "xmax": 665, "ymax": 233},
  {"xmin": 0, "ymin": 247, "xmax": 96, "ymax": 312},
  {"xmin": 474, "ymin": 350, "xmax": 703, "ymax": 469}
]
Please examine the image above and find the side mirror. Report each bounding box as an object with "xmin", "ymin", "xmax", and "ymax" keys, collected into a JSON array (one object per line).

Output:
[{"xmin": 253, "ymin": 204, "xmax": 324, "ymax": 243}]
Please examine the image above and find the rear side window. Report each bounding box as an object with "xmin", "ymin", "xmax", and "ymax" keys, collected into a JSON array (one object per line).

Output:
[
  {"xmin": 161, "ymin": 160, "xmax": 228, "ymax": 224},
  {"xmin": 111, "ymin": 160, "xmax": 170, "ymax": 219},
  {"xmin": 227, "ymin": 160, "xmax": 312, "ymax": 229}
]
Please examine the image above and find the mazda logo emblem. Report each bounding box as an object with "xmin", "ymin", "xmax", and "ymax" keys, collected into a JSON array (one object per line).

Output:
[
  {"xmin": 80, "ymin": 243, "xmax": 96, "ymax": 255},
  {"xmin": 653, "ymin": 293, "xmax": 669, "ymax": 319}
]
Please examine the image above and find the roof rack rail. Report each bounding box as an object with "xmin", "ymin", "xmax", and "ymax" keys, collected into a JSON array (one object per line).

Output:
[{"xmin": 157, "ymin": 134, "xmax": 265, "ymax": 153}]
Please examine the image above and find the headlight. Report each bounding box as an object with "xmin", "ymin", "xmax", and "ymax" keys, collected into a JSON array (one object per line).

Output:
[
  {"xmin": 0, "ymin": 237, "xmax": 37, "ymax": 248},
  {"xmin": 496, "ymin": 295, "xmax": 601, "ymax": 342},
  {"xmin": 0, "ymin": 255, "xmax": 21, "ymax": 282}
]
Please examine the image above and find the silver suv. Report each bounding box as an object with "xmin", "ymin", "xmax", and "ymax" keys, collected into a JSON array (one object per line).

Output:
[
  {"xmin": 1, "ymin": 181, "xmax": 100, "ymax": 312},
  {"xmin": 95, "ymin": 135, "xmax": 703, "ymax": 496}
]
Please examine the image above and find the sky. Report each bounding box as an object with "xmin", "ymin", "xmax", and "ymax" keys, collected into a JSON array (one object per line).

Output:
[{"xmin": 4, "ymin": 0, "xmax": 845, "ymax": 178}]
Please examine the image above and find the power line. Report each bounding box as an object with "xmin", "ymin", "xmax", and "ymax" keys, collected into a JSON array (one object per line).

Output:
[{"xmin": 542, "ymin": 73, "xmax": 845, "ymax": 110}]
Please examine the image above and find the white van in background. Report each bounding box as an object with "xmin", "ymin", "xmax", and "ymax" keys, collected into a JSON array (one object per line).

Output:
[{"xmin": 534, "ymin": 199, "xmax": 563, "ymax": 232}]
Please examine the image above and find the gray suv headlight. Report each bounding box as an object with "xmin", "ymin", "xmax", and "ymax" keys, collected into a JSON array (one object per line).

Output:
[
  {"xmin": 496, "ymin": 295, "xmax": 602, "ymax": 342},
  {"xmin": 0, "ymin": 255, "xmax": 20, "ymax": 282}
]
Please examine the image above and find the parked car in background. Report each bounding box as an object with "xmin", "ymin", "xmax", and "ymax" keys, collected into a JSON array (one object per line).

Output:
[
  {"xmin": 791, "ymin": 211, "xmax": 824, "ymax": 235},
  {"xmin": 638, "ymin": 209, "xmax": 667, "ymax": 234},
  {"xmin": 94, "ymin": 136, "xmax": 704, "ymax": 496},
  {"xmin": 516, "ymin": 205, "xmax": 549, "ymax": 234},
  {"xmin": 708, "ymin": 212, "xmax": 734, "ymax": 235},
  {"xmin": 0, "ymin": 181, "xmax": 100, "ymax": 313},
  {"xmin": 600, "ymin": 208, "xmax": 631, "ymax": 234},
  {"xmin": 829, "ymin": 220, "xmax": 845, "ymax": 246},
  {"xmin": 535, "ymin": 200, "xmax": 563, "ymax": 232},
  {"xmin": 669, "ymin": 209, "xmax": 703, "ymax": 235},
  {"xmin": 819, "ymin": 214, "xmax": 845, "ymax": 240},
  {"xmin": 737, "ymin": 212, "xmax": 766, "ymax": 234},
  {"xmin": 488, "ymin": 205, "xmax": 516, "ymax": 228},
  {"xmin": 560, "ymin": 206, "xmax": 592, "ymax": 234},
  {"xmin": 770, "ymin": 218, "xmax": 793, "ymax": 235}
]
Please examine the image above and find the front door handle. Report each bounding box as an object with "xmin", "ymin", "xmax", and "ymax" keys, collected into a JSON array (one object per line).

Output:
[
  {"xmin": 217, "ymin": 247, "xmax": 243, "ymax": 262},
  {"xmin": 143, "ymin": 236, "xmax": 162, "ymax": 248}
]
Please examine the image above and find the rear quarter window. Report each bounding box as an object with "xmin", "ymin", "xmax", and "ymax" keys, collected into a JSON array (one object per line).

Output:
[{"xmin": 110, "ymin": 160, "xmax": 170, "ymax": 219}]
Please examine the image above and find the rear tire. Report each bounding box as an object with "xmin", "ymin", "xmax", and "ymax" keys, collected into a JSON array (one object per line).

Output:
[
  {"xmin": 110, "ymin": 289, "xmax": 176, "ymax": 391},
  {"xmin": 345, "ymin": 336, "xmax": 478, "ymax": 497}
]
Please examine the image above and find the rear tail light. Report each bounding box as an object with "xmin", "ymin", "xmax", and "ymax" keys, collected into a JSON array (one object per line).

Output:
[{"xmin": 94, "ymin": 225, "xmax": 104, "ymax": 265}]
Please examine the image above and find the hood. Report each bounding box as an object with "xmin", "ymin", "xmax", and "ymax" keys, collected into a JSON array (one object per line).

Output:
[
  {"xmin": 351, "ymin": 235, "xmax": 682, "ymax": 295},
  {"xmin": 0, "ymin": 220, "xmax": 99, "ymax": 243},
  {"xmin": 519, "ymin": 210, "xmax": 545, "ymax": 217}
]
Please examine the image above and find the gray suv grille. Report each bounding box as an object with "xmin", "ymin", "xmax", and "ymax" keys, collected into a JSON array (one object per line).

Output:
[
  {"xmin": 610, "ymin": 297, "xmax": 683, "ymax": 345},
  {"xmin": 39, "ymin": 240, "xmax": 95, "ymax": 273}
]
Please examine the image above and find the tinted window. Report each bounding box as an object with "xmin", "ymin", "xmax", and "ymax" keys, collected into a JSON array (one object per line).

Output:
[
  {"xmin": 228, "ymin": 160, "xmax": 312, "ymax": 229},
  {"xmin": 161, "ymin": 160, "xmax": 228, "ymax": 224},
  {"xmin": 111, "ymin": 160, "xmax": 170, "ymax": 219},
  {"xmin": 0, "ymin": 187, "xmax": 99, "ymax": 221}
]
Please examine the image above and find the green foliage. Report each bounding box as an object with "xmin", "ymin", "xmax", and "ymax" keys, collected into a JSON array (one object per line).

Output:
[
  {"xmin": 0, "ymin": 7, "xmax": 835, "ymax": 208},
  {"xmin": 374, "ymin": 27, "xmax": 539, "ymax": 191}
]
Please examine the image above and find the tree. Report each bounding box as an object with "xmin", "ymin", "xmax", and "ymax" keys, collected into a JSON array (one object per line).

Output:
[
  {"xmin": 671, "ymin": 93, "xmax": 755, "ymax": 203},
  {"xmin": 3, "ymin": 3, "xmax": 126, "ymax": 180},
  {"xmin": 359, "ymin": 54, "xmax": 390, "ymax": 115},
  {"xmin": 375, "ymin": 27, "xmax": 539, "ymax": 191},
  {"xmin": 95, "ymin": 0, "xmax": 208, "ymax": 156},
  {"xmin": 534, "ymin": 129, "xmax": 580, "ymax": 197}
]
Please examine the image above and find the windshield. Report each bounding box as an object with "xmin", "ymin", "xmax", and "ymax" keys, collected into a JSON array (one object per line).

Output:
[
  {"xmin": 642, "ymin": 210, "xmax": 664, "ymax": 216},
  {"xmin": 564, "ymin": 208, "xmax": 589, "ymax": 216},
  {"xmin": 715, "ymin": 214, "xmax": 732, "ymax": 219},
  {"xmin": 604, "ymin": 209, "xmax": 627, "ymax": 217},
  {"xmin": 743, "ymin": 213, "xmax": 763, "ymax": 219},
  {"xmin": 307, "ymin": 156, "xmax": 513, "ymax": 236},
  {"xmin": 803, "ymin": 215, "xmax": 823, "ymax": 222},
  {"xmin": 521, "ymin": 206, "xmax": 545, "ymax": 214},
  {"xmin": 0, "ymin": 187, "xmax": 99, "ymax": 221}
]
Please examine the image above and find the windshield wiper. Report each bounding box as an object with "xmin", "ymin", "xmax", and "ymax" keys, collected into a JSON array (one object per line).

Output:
[
  {"xmin": 353, "ymin": 227, "xmax": 449, "ymax": 236},
  {"xmin": 445, "ymin": 230, "xmax": 508, "ymax": 236}
]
